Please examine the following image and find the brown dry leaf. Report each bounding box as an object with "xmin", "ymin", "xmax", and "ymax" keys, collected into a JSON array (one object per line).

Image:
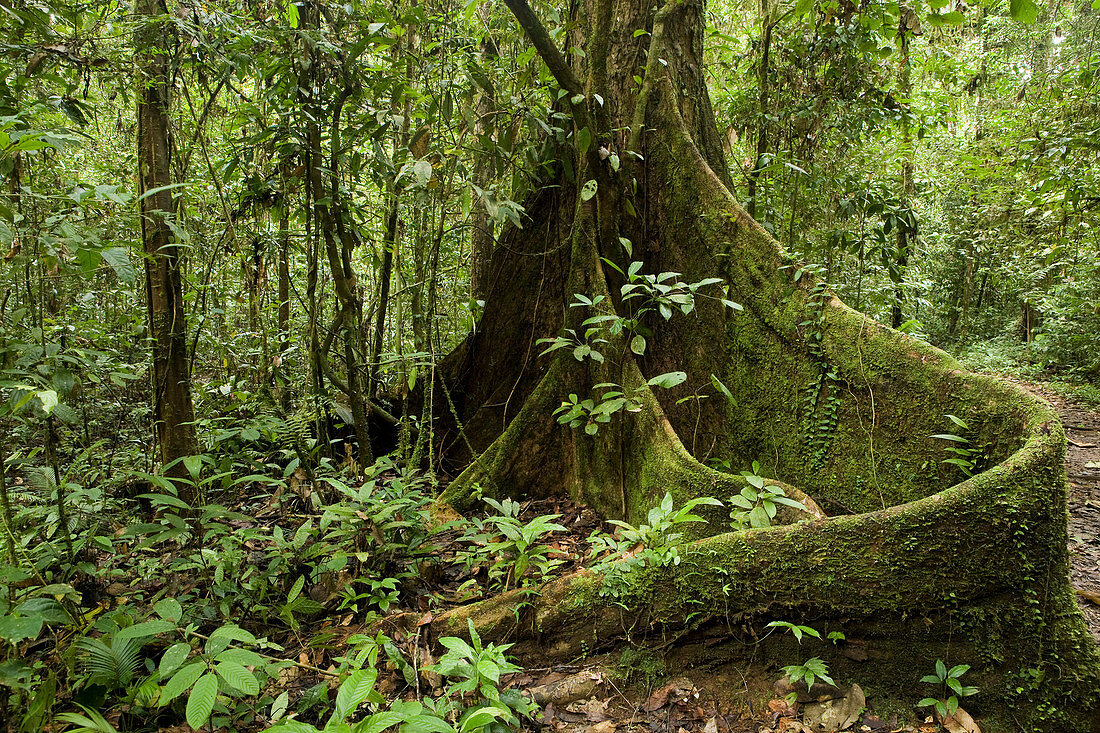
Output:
[
  {"xmin": 417, "ymin": 611, "xmax": 434, "ymax": 627},
  {"xmin": 536, "ymin": 671, "xmax": 569, "ymax": 687},
  {"xmin": 642, "ymin": 682, "xmax": 676, "ymax": 712},
  {"xmin": 587, "ymin": 721, "xmax": 617, "ymax": 733},
  {"xmin": 767, "ymin": 699, "xmax": 796, "ymax": 716},
  {"xmin": 703, "ymin": 717, "xmax": 718, "ymax": 733},
  {"xmin": 940, "ymin": 708, "xmax": 981, "ymax": 733},
  {"xmin": 539, "ymin": 701, "xmax": 557, "ymax": 721}
]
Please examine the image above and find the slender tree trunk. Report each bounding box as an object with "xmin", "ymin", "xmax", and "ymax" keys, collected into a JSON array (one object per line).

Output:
[
  {"xmin": 135, "ymin": 0, "xmax": 198, "ymax": 495},
  {"xmin": 276, "ymin": 194, "xmax": 291, "ymax": 406},
  {"xmin": 892, "ymin": 21, "xmax": 914, "ymax": 329},
  {"xmin": 374, "ymin": 22, "xmax": 417, "ymax": 397},
  {"xmin": 746, "ymin": 0, "xmax": 773, "ymax": 219},
  {"xmin": 303, "ymin": 10, "xmax": 373, "ymax": 467},
  {"xmin": 469, "ymin": 5, "xmax": 498, "ymax": 303},
  {"xmin": 0, "ymin": 426, "xmax": 12, "ymax": 562},
  {"xmin": 371, "ymin": 202, "xmax": 397, "ymax": 396}
]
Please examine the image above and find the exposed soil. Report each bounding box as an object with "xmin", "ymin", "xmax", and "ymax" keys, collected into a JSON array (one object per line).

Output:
[{"xmin": 1012, "ymin": 381, "xmax": 1100, "ymax": 641}]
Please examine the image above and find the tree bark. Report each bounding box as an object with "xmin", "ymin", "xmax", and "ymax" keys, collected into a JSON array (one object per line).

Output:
[{"xmin": 136, "ymin": 0, "xmax": 198, "ymax": 495}]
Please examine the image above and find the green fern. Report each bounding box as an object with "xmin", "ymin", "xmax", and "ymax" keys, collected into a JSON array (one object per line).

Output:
[
  {"xmin": 55, "ymin": 704, "xmax": 120, "ymax": 733},
  {"xmin": 76, "ymin": 635, "xmax": 146, "ymax": 689}
]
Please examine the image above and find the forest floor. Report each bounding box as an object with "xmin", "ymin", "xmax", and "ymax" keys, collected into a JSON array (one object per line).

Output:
[
  {"xmin": 242, "ymin": 380, "xmax": 1100, "ymax": 733},
  {"xmin": 1012, "ymin": 381, "xmax": 1100, "ymax": 641},
  {"xmin": 47, "ymin": 380, "xmax": 1100, "ymax": 733}
]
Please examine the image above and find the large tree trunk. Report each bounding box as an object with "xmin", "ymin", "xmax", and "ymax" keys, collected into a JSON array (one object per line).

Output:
[
  {"xmin": 415, "ymin": 0, "xmax": 1100, "ymax": 728},
  {"xmin": 136, "ymin": 0, "xmax": 198, "ymax": 494}
]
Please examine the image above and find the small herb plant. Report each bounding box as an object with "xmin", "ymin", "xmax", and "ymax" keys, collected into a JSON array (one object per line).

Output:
[
  {"xmin": 430, "ymin": 620, "xmax": 536, "ymax": 730},
  {"xmin": 766, "ymin": 621, "xmax": 835, "ymax": 700},
  {"xmin": 264, "ymin": 624, "xmax": 535, "ymax": 733},
  {"xmin": 918, "ymin": 660, "xmax": 978, "ymax": 719},
  {"xmin": 338, "ymin": 576, "xmax": 401, "ymax": 616},
  {"xmin": 932, "ymin": 414, "xmax": 980, "ymax": 477},
  {"xmin": 456, "ymin": 497, "xmax": 566, "ymax": 591},
  {"xmin": 157, "ymin": 620, "xmax": 269, "ymax": 730},
  {"xmin": 543, "ymin": 263, "xmax": 738, "ymax": 436},
  {"xmin": 552, "ymin": 372, "xmax": 687, "ymax": 435},
  {"xmin": 589, "ymin": 491, "xmax": 722, "ymax": 570},
  {"xmin": 729, "ymin": 462, "xmax": 807, "ymax": 529}
]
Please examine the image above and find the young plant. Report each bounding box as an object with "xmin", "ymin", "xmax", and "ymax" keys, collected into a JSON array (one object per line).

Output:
[
  {"xmin": 456, "ymin": 498, "xmax": 566, "ymax": 591},
  {"xmin": 589, "ymin": 491, "xmax": 722, "ymax": 570},
  {"xmin": 729, "ymin": 462, "xmax": 807, "ymax": 529},
  {"xmin": 766, "ymin": 621, "xmax": 835, "ymax": 700},
  {"xmin": 338, "ymin": 576, "xmax": 401, "ymax": 616},
  {"xmin": 553, "ymin": 372, "xmax": 687, "ymax": 435},
  {"xmin": 918, "ymin": 660, "xmax": 978, "ymax": 719},
  {"xmin": 157, "ymin": 622, "xmax": 268, "ymax": 730},
  {"xmin": 932, "ymin": 414, "xmax": 979, "ymax": 477},
  {"xmin": 430, "ymin": 619, "xmax": 536, "ymax": 731}
]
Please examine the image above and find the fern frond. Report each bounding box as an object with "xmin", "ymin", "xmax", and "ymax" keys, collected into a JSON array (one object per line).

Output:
[{"xmin": 76, "ymin": 634, "xmax": 144, "ymax": 689}]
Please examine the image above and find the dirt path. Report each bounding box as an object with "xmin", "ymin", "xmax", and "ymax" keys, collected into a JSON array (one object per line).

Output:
[{"xmin": 1012, "ymin": 382, "xmax": 1100, "ymax": 640}]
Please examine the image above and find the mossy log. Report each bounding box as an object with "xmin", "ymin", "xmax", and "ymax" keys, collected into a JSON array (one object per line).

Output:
[{"xmin": 399, "ymin": 0, "xmax": 1100, "ymax": 729}]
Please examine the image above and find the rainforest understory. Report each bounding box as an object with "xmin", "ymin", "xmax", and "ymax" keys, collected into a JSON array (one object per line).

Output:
[{"xmin": 3, "ymin": 0, "xmax": 1100, "ymax": 730}]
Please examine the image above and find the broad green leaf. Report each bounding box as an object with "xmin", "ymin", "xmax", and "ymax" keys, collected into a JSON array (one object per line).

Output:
[
  {"xmin": 0, "ymin": 614, "xmax": 43, "ymax": 643},
  {"xmin": 216, "ymin": 660, "xmax": 259, "ymax": 695},
  {"xmin": 359, "ymin": 710, "xmax": 406, "ymax": 733},
  {"xmin": 271, "ymin": 722, "xmax": 320, "ymax": 733},
  {"xmin": 182, "ymin": 455, "xmax": 204, "ymax": 480},
  {"xmin": 413, "ymin": 160, "xmax": 433, "ymax": 185},
  {"xmin": 154, "ymin": 599, "xmax": 183, "ymax": 624},
  {"xmin": 36, "ymin": 390, "xmax": 58, "ymax": 415},
  {"xmin": 1009, "ymin": 0, "xmax": 1037, "ymax": 22},
  {"xmin": 207, "ymin": 624, "xmax": 257, "ymax": 649},
  {"xmin": 115, "ymin": 620, "xmax": 175, "ymax": 642},
  {"xmin": 186, "ymin": 673, "xmax": 218, "ymax": 729},
  {"xmin": 101, "ymin": 247, "xmax": 135, "ymax": 284},
  {"xmin": 161, "ymin": 662, "xmax": 206, "ymax": 704},
  {"xmin": 335, "ymin": 668, "xmax": 378, "ymax": 718},
  {"xmin": 630, "ymin": 334, "xmax": 646, "ymax": 355},
  {"xmin": 159, "ymin": 643, "xmax": 191, "ymax": 676},
  {"xmin": 459, "ymin": 706, "xmax": 508, "ymax": 733},
  {"xmin": 215, "ymin": 647, "xmax": 266, "ymax": 667},
  {"xmin": 580, "ymin": 179, "xmax": 598, "ymax": 202},
  {"xmin": 475, "ymin": 657, "xmax": 500, "ymax": 683},
  {"xmin": 647, "ymin": 371, "xmax": 687, "ymax": 389},
  {"xmin": 576, "ymin": 127, "xmax": 591, "ymax": 157},
  {"xmin": 711, "ymin": 374, "xmax": 734, "ymax": 404},
  {"xmin": 15, "ymin": 598, "xmax": 69, "ymax": 624},
  {"xmin": 271, "ymin": 690, "xmax": 290, "ymax": 721}
]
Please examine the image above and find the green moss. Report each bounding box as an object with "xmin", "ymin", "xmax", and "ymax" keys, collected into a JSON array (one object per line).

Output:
[{"xmin": 427, "ymin": 81, "xmax": 1100, "ymax": 733}]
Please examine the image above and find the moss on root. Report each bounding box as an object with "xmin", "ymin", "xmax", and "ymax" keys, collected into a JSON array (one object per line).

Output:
[{"xmin": 421, "ymin": 73, "xmax": 1100, "ymax": 733}]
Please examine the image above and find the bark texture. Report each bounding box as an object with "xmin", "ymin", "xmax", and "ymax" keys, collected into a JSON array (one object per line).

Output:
[{"xmin": 136, "ymin": 0, "xmax": 198, "ymax": 490}]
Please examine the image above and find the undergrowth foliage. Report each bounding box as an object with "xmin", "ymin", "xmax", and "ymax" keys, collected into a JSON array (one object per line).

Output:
[{"xmin": 0, "ymin": 452, "xmax": 548, "ymax": 731}]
